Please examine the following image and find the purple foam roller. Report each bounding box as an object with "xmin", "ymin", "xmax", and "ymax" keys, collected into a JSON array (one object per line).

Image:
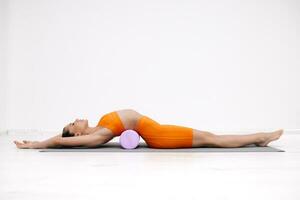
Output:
[{"xmin": 119, "ymin": 130, "xmax": 140, "ymax": 149}]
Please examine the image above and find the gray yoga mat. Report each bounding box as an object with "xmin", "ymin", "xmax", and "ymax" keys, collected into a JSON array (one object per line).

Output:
[{"xmin": 39, "ymin": 142, "xmax": 284, "ymax": 152}]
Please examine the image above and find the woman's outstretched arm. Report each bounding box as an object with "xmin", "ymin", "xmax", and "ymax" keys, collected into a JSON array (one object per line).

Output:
[
  {"xmin": 14, "ymin": 134, "xmax": 62, "ymax": 149},
  {"xmin": 14, "ymin": 128, "xmax": 113, "ymax": 149}
]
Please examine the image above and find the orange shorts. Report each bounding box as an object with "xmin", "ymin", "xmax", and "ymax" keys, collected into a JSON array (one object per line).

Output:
[
  {"xmin": 135, "ymin": 115, "xmax": 194, "ymax": 149},
  {"xmin": 97, "ymin": 111, "xmax": 194, "ymax": 149}
]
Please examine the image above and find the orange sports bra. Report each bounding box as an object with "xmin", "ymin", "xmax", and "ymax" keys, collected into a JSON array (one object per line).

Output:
[{"xmin": 97, "ymin": 111, "xmax": 125, "ymax": 136}]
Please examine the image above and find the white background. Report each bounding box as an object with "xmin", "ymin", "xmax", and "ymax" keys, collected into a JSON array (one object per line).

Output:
[
  {"xmin": 0, "ymin": 0, "xmax": 299, "ymax": 133},
  {"xmin": 0, "ymin": 2, "xmax": 299, "ymax": 200}
]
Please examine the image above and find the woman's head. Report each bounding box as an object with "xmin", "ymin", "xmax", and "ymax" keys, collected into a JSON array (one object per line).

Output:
[{"xmin": 62, "ymin": 119, "xmax": 89, "ymax": 137}]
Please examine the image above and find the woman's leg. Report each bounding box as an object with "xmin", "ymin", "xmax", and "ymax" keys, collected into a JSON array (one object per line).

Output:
[{"xmin": 192, "ymin": 129, "xmax": 283, "ymax": 148}]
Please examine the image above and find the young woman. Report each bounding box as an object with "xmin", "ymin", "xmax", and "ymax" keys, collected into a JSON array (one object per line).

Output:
[{"xmin": 14, "ymin": 109, "xmax": 283, "ymax": 149}]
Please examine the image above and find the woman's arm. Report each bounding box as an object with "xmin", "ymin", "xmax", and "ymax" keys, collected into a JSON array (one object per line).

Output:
[
  {"xmin": 55, "ymin": 134, "xmax": 107, "ymax": 148},
  {"xmin": 14, "ymin": 128, "xmax": 113, "ymax": 149},
  {"xmin": 14, "ymin": 134, "xmax": 62, "ymax": 149}
]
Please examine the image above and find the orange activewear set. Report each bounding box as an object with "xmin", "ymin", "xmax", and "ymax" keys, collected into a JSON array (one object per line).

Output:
[{"xmin": 97, "ymin": 111, "xmax": 194, "ymax": 148}]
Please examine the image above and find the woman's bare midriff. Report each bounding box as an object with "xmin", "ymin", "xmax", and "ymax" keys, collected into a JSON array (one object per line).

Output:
[{"xmin": 116, "ymin": 109, "xmax": 143, "ymax": 131}]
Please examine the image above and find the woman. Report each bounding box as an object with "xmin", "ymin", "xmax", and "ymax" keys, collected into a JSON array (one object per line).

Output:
[{"xmin": 14, "ymin": 109, "xmax": 283, "ymax": 149}]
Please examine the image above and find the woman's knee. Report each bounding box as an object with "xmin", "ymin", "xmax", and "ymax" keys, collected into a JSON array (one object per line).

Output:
[{"xmin": 192, "ymin": 130, "xmax": 216, "ymax": 147}]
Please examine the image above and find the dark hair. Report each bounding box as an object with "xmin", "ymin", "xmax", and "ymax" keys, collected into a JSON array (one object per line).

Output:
[{"xmin": 62, "ymin": 127, "xmax": 74, "ymax": 137}]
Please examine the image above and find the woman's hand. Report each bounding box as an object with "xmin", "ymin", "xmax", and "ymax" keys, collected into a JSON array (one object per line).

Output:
[{"xmin": 14, "ymin": 140, "xmax": 41, "ymax": 149}]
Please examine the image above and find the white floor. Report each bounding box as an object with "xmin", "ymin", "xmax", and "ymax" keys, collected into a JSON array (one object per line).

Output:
[{"xmin": 0, "ymin": 131, "xmax": 299, "ymax": 200}]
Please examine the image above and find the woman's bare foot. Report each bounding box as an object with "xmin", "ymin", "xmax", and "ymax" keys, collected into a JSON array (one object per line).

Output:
[{"xmin": 255, "ymin": 129, "xmax": 284, "ymax": 147}]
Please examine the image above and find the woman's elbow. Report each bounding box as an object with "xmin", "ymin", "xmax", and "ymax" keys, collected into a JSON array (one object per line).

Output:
[
  {"xmin": 53, "ymin": 137, "xmax": 64, "ymax": 147},
  {"xmin": 84, "ymin": 136, "xmax": 106, "ymax": 148}
]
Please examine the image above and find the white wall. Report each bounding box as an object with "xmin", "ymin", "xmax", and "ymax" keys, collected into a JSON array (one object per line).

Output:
[
  {"xmin": 0, "ymin": 0, "xmax": 8, "ymax": 132},
  {"xmin": 3, "ymin": 0, "xmax": 300, "ymax": 133}
]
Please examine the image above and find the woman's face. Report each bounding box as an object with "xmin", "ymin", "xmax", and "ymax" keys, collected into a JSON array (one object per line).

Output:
[{"xmin": 66, "ymin": 119, "xmax": 89, "ymax": 136}]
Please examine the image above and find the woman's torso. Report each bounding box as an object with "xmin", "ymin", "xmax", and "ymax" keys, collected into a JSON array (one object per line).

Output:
[
  {"xmin": 97, "ymin": 109, "xmax": 143, "ymax": 137},
  {"xmin": 116, "ymin": 109, "xmax": 143, "ymax": 130}
]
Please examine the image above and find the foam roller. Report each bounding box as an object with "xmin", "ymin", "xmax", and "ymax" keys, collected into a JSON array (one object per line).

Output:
[{"xmin": 119, "ymin": 130, "xmax": 140, "ymax": 149}]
